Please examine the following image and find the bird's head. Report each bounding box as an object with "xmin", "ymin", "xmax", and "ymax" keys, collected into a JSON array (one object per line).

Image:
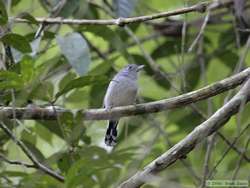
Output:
[
  {"xmin": 119, "ymin": 64, "xmax": 144, "ymax": 79},
  {"xmin": 124, "ymin": 64, "xmax": 144, "ymax": 73}
]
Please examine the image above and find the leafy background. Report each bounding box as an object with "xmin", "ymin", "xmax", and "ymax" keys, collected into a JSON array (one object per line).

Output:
[{"xmin": 0, "ymin": 0, "xmax": 250, "ymax": 187}]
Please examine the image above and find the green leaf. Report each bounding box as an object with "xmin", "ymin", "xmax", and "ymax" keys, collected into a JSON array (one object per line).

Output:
[
  {"xmin": 0, "ymin": 0, "xmax": 8, "ymax": 25},
  {"xmin": 131, "ymin": 54, "xmax": 171, "ymax": 89},
  {"xmin": 35, "ymin": 124, "xmax": 53, "ymax": 144},
  {"xmin": 56, "ymin": 32, "xmax": 91, "ymax": 76},
  {"xmin": 88, "ymin": 61, "xmax": 113, "ymax": 75},
  {"xmin": 68, "ymin": 124, "xmax": 86, "ymax": 145},
  {"xmin": 20, "ymin": 56, "xmax": 35, "ymax": 83},
  {"xmin": 217, "ymin": 50, "xmax": 238, "ymax": 70},
  {"xmin": 59, "ymin": 72, "xmax": 77, "ymax": 91},
  {"xmin": 37, "ymin": 120, "xmax": 64, "ymax": 139},
  {"xmin": 73, "ymin": 1, "xmax": 99, "ymax": 19},
  {"xmin": 80, "ymin": 26, "xmax": 116, "ymax": 42},
  {"xmin": 11, "ymin": 0, "xmax": 22, "ymax": 7},
  {"xmin": 218, "ymin": 28, "xmax": 235, "ymax": 49},
  {"xmin": 58, "ymin": 0, "xmax": 79, "ymax": 17},
  {"xmin": 17, "ymin": 12, "xmax": 38, "ymax": 24},
  {"xmin": 89, "ymin": 83, "xmax": 107, "ymax": 107},
  {"xmin": 22, "ymin": 140, "xmax": 45, "ymax": 161},
  {"xmin": 151, "ymin": 39, "xmax": 181, "ymax": 59},
  {"xmin": 0, "ymin": 33, "xmax": 32, "ymax": 53},
  {"xmin": 184, "ymin": 60, "xmax": 201, "ymax": 90},
  {"xmin": 58, "ymin": 153, "xmax": 73, "ymax": 173},
  {"xmin": 69, "ymin": 112, "xmax": 86, "ymax": 144},
  {"xmin": 0, "ymin": 171, "xmax": 28, "ymax": 177},
  {"xmin": 66, "ymin": 146, "xmax": 110, "ymax": 188},
  {"xmin": 55, "ymin": 75, "xmax": 108, "ymax": 100},
  {"xmin": 168, "ymin": 108, "xmax": 202, "ymax": 133},
  {"xmin": 0, "ymin": 71, "xmax": 23, "ymax": 90},
  {"xmin": 88, "ymin": 59, "xmax": 115, "ymax": 107},
  {"xmin": 31, "ymin": 81, "xmax": 54, "ymax": 101}
]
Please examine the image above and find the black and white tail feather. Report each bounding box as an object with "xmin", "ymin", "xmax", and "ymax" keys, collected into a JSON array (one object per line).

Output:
[{"xmin": 104, "ymin": 120, "xmax": 118, "ymax": 146}]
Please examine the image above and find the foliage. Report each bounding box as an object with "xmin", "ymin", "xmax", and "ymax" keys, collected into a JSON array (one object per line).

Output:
[{"xmin": 0, "ymin": 0, "xmax": 249, "ymax": 188}]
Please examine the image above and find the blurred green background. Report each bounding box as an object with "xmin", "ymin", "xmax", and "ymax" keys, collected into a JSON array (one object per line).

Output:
[{"xmin": 0, "ymin": 0, "xmax": 249, "ymax": 187}]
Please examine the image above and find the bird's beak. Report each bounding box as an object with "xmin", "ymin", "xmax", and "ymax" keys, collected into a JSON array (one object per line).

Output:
[{"xmin": 137, "ymin": 65, "xmax": 144, "ymax": 72}]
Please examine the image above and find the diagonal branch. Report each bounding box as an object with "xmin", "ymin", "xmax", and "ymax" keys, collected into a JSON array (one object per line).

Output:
[
  {"xmin": 217, "ymin": 132, "xmax": 250, "ymax": 162},
  {"xmin": 0, "ymin": 67, "xmax": 250, "ymax": 121},
  {"xmin": 118, "ymin": 76, "xmax": 250, "ymax": 188},
  {"xmin": 207, "ymin": 124, "xmax": 249, "ymax": 179},
  {"xmin": 0, "ymin": 153, "xmax": 35, "ymax": 168},
  {"xmin": 0, "ymin": 122, "xmax": 65, "ymax": 182}
]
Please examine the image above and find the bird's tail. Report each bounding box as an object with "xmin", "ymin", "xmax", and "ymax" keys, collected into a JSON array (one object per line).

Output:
[{"xmin": 104, "ymin": 120, "xmax": 118, "ymax": 146}]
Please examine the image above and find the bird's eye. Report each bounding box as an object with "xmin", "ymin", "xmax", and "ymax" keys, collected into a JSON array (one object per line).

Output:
[{"xmin": 128, "ymin": 65, "xmax": 132, "ymax": 70}]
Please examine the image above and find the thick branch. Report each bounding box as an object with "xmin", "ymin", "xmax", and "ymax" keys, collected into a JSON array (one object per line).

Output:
[
  {"xmin": 119, "ymin": 77, "xmax": 250, "ymax": 188},
  {"xmin": 0, "ymin": 68, "xmax": 250, "ymax": 121}
]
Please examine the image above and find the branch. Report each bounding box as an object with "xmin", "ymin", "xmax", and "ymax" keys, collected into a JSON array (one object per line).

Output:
[
  {"xmin": 118, "ymin": 76, "xmax": 250, "ymax": 188},
  {"xmin": 12, "ymin": 2, "xmax": 208, "ymax": 26},
  {"xmin": 11, "ymin": 0, "xmax": 236, "ymax": 26},
  {"xmin": 217, "ymin": 132, "xmax": 250, "ymax": 162},
  {"xmin": 0, "ymin": 153, "xmax": 35, "ymax": 168},
  {"xmin": 0, "ymin": 122, "xmax": 65, "ymax": 182},
  {"xmin": 207, "ymin": 124, "xmax": 249, "ymax": 179},
  {"xmin": 0, "ymin": 68, "xmax": 250, "ymax": 121}
]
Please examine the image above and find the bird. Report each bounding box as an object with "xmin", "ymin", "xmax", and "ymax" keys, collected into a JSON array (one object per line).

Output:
[{"xmin": 104, "ymin": 64, "xmax": 144, "ymax": 146}]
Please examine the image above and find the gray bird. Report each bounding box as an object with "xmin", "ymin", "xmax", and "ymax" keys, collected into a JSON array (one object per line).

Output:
[{"xmin": 104, "ymin": 64, "xmax": 144, "ymax": 146}]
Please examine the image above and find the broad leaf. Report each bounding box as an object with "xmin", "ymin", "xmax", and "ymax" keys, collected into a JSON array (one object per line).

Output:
[
  {"xmin": 20, "ymin": 56, "xmax": 35, "ymax": 83},
  {"xmin": 58, "ymin": 0, "xmax": 79, "ymax": 17},
  {"xmin": 22, "ymin": 140, "xmax": 45, "ymax": 162},
  {"xmin": 217, "ymin": 50, "xmax": 238, "ymax": 70},
  {"xmin": 56, "ymin": 32, "xmax": 91, "ymax": 76},
  {"xmin": 55, "ymin": 75, "xmax": 107, "ymax": 100},
  {"xmin": 0, "ymin": 33, "xmax": 32, "ymax": 53},
  {"xmin": 17, "ymin": 12, "xmax": 38, "ymax": 24},
  {"xmin": 0, "ymin": 0, "xmax": 8, "ymax": 25},
  {"xmin": 0, "ymin": 71, "xmax": 23, "ymax": 90}
]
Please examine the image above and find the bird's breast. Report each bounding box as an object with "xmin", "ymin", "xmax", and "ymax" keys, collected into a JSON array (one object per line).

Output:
[{"xmin": 104, "ymin": 77, "xmax": 138, "ymax": 108}]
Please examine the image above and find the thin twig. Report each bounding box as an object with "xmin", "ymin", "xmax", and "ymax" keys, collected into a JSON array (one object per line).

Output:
[
  {"xmin": 200, "ymin": 133, "xmax": 216, "ymax": 188},
  {"xmin": 0, "ymin": 122, "xmax": 65, "ymax": 182},
  {"xmin": 188, "ymin": 10, "xmax": 210, "ymax": 52},
  {"xmin": 144, "ymin": 111, "xmax": 201, "ymax": 185},
  {"xmin": 217, "ymin": 132, "xmax": 250, "ymax": 162},
  {"xmin": 0, "ymin": 153, "xmax": 35, "ymax": 168},
  {"xmin": 231, "ymin": 135, "xmax": 250, "ymax": 180},
  {"xmin": 207, "ymin": 124, "xmax": 249, "ymax": 179},
  {"xmin": 12, "ymin": 2, "xmax": 208, "ymax": 26}
]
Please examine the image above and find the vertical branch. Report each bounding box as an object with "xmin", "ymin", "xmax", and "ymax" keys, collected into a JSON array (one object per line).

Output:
[{"xmin": 197, "ymin": 30, "xmax": 216, "ymax": 188}]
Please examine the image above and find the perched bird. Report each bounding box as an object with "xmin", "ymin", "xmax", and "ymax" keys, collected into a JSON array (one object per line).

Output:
[{"xmin": 104, "ymin": 64, "xmax": 144, "ymax": 146}]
